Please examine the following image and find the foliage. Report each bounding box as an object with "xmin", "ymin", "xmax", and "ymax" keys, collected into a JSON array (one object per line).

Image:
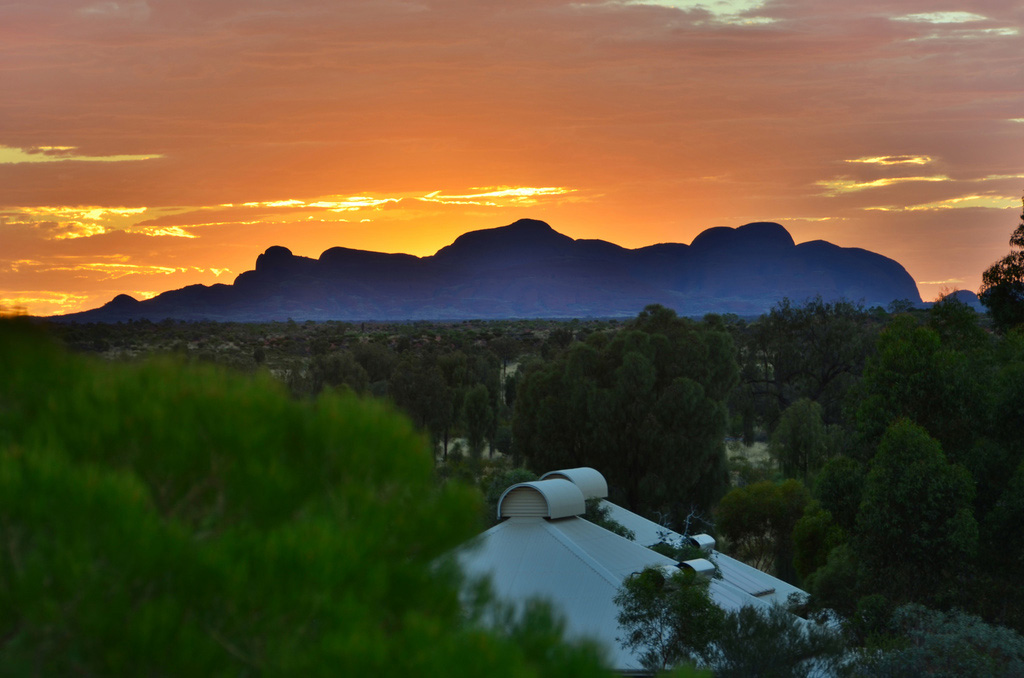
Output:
[
  {"xmin": 791, "ymin": 501, "xmax": 845, "ymax": 583},
  {"xmin": 0, "ymin": 320, "xmax": 611, "ymax": 677},
  {"xmin": 811, "ymin": 456, "xmax": 865, "ymax": 533},
  {"xmin": 737, "ymin": 297, "xmax": 876, "ymax": 429},
  {"xmin": 853, "ymin": 420, "xmax": 977, "ymax": 607},
  {"xmin": 514, "ymin": 305, "xmax": 738, "ymax": 526},
  {"xmin": 584, "ymin": 498, "xmax": 636, "ymax": 541},
  {"xmin": 979, "ymin": 194, "xmax": 1024, "ymax": 332},
  {"xmin": 706, "ymin": 604, "xmax": 848, "ymax": 678},
  {"xmin": 770, "ymin": 398, "xmax": 830, "ymax": 481},
  {"xmin": 804, "ymin": 543, "xmax": 859, "ymax": 618},
  {"xmin": 850, "ymin": 604, "xmax": 1024, "ymax": 678},
  {"xmin": 613, "ymin": 566, "xmax": 724, "ymax": 672},
  {"xmin": 854, "ymin": 315, "xmax": 985, "ymax": 460},
  {"xmin": 463, "ymin": 382, "xmax": 495, "ymax": 459},
  {"xmin": 715, "ymin": 479, "xmax": 809, "ymax": 582}
]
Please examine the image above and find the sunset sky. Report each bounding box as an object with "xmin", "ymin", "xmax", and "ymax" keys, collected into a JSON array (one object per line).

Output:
[{"xmin": 3, "ymin": 0, "xmax": 1023, "ymax": 317}]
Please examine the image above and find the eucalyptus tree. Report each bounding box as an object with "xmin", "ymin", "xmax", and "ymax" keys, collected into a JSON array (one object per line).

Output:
[{"xmin": 513, "ymin": 305, "xmax": 738, "ymax": 525}]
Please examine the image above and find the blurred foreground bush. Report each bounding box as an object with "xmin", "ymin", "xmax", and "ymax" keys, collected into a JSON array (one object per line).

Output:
[{"xmin": 0, "ymin": 320, "xmax": 608, "ymax": 677}]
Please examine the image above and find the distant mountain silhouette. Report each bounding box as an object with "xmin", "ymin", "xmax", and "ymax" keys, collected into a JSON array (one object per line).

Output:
[{"xmin": 58, "ymin": 219, "xmax": 922, "ymax": 322}]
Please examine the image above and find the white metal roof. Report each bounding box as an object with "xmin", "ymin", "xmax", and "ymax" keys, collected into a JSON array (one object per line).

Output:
[
  {"xmin": 455, "ymin": 513, "xmax": 773, "ymax": 672},
  {"xmin": 539, "ymin": 467, "xmax": 609, "ymax": 499},
  {"xmin": 597, "ymin": 500, "xmax": 808, "ymax": 606}
]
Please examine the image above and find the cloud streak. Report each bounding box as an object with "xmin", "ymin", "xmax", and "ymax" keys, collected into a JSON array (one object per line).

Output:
[{"xmin": 0, "ymin": 146, "xmax": 162, "ymax": 164}]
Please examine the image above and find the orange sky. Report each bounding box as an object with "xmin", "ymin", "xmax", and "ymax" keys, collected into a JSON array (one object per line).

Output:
[{"xmin": 2, "ymin": 0, "xmax": 1023, "ymax": 317}]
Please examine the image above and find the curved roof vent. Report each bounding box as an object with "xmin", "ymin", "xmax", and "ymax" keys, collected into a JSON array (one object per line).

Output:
[
  {"xmin": 686, "ymin": 534, "xmax": 716, "ymax": 553},
  {"xmin": 679, "ymin": 558, "xmax": 716, "ymax": 580},
  {"xmin": 538, "ymin": 467, "xmax": 608, "ymax": 499},
  {"xmin": 498, "ymin": 479, "xmax": 586, "ymax": 520}
]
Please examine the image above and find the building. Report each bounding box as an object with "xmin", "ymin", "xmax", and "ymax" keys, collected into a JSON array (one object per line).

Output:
[{"xmin": 455, "ymin": 467, "xmax": 808, "ymax": 673}]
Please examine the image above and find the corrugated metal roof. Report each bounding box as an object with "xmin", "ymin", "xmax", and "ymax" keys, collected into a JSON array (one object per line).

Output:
[
  {"xmin": 456, "ymin": 512, "xmax": 785, "ymax": 672},
  {"xmin": 597, "ymin": 500, "xmax": 807, "ymax": 606}
]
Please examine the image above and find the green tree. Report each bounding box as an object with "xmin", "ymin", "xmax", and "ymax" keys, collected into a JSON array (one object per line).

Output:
[
  {"xmin": 739, "ymin": 297, "xmax": 875, "ymax": 429},
  {"xmin": 514, "ymin": 305, "xmax": 738, "ymax": 525},
  {"xmin": 463, "ymin": 382, "xmax": 495, "ymax": 459},
  {"xmin": 770, "ymin": 398, "xmax": 829, "ymax": 481},
  {"xmin": 850, "ymin": 604, "xmax": 1024, "ymax": 678},
  {"xmin": 979, "ymin": 194, "xmax": 1024, "ymax": 332},
  {"xmin": 812, "ymin": 455, "xmax": 865, "ymax": 533},
  {"xmin": 390, "ymin": 356, "xmax": 452, "ymax": 452},
  {"xmin": 707, "ymin": 605, "xmax": 847, "ymax": 678},
  {"xmin": 0, "ymin": 320, "xmax": 611, "ymax": 677},
  {"xmin": 715, "ymin": 479, "xmax": 810, "ymax": 582},
  {"xmin": 613, "ymin": 566, "xmax": 724, "ymax": 672},
  {"xmin": 854, "ymin": 420, "xmax": 977, "ymax": 607},
  {"xmin": 854, "ymin": 315, "xmax": 984, "ymax": 461},
  {"xmin": 791, "ymin": 501, "xmax": 846, "ymax": 583}
]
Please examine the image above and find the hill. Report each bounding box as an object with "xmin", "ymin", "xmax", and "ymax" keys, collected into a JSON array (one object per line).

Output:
[{"xmin": 59, "ymin": 219, "xmax": 922, "ymax": 321}]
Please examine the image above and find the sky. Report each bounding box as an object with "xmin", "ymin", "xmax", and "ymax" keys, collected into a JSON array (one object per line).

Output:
[{"xmin": 2, "ymin": 0, "xmax": 1023, "ymax": 317}]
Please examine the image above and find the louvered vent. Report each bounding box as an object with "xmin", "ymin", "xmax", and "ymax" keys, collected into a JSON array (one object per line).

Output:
[
  {"xmin": 499, "ymin": 486, "xmax": 550, "ymax": 518},
  {"xmin": 497, "ymin": 479, "xmax": 586, "ymax": 520}
]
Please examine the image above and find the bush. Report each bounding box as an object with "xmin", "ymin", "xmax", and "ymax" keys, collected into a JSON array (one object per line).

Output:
[{"xmin": 0, "ymin": 320, "xmax": 609, "ymax": 677}]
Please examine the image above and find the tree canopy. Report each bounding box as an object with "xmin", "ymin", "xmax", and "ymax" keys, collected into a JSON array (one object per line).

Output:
[
  {"xmin": 980, "ymin": 194, "xmax": 1024, "ymax": 332},
  {"xmin": 0, "ymin": 320, "xmax": 610, "ymax": 677},
  {"xmin": 513, "ymin": 305, "xmax": 738, "ymax": 526}
]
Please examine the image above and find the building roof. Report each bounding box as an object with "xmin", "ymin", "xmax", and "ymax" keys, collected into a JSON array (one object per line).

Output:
[
  {"xmin": 457, "ymin": 513, "xmax": 771, "ymax": 672},
  {"xmin": 598, "ymin": 500, "xmax": 808, "ymax": 607},
  {"xmin": 455, "ymin": 467, "xmax": 807, "ymax": 672}
]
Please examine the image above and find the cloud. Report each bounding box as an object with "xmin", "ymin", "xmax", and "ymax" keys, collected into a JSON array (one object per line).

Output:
[
  {"xmin": 78, "ymin": 1, "xmax": 151, "ymax": 20},
  {"xmin": 0, "ymin": 291, "xmax": 92, "ymax": 316},
  {"xmin": 816, "ymin": 176, "xmax": 951, "ymax": 196},
  {"xmin": 846, "ymin": 155, "xmax": 932, "ymax": 166},
  {"xmin": 0, "ymin": 146, "xmax": 162, "ymax": 164},
  {"xmin": 240, "ymin": 196, "xmax": 404, "ymax": 212},
  {"xmin": 7, "ymin": 257, "xmax": 227, "ymax": 281},
  {"xmin": 865, "ymin": 194, "xmax": 1020, "ymax": 212},
  {"xmin": 417, "ymin": 186, "xmax": 576, "ymax": 206},
  {"xmin": 616, "ymin": 0, "xmax": 776, "ymax": 24},
  {"xmin": 891, "ymin": 12, "xmax": 986, "ymax": 25}
]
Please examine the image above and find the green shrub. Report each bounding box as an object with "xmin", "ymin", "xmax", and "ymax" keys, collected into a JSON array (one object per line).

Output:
[{"xmin": 0, "ymin": 320, "xmax": 609, "ymax": 677}]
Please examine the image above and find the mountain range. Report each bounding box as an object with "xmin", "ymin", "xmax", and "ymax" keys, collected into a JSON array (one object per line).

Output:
[{"xmin": 59, "ymin": 219, "xmax": 923, "ymax": 322}]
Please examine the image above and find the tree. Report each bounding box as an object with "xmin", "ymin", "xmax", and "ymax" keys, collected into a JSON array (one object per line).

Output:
[
  {"xmin": 614, "ymin": 566, "xmax": 724, "ymax": 672},
  {"xmin": 854, "ymin": 420, "xmax": 977, "ymax": 607},
  {"xmin": 463, "ymin": 383, "xmax": 495, "ymax": 459},
  {"xmin": 979, "ymin": 193, "xmax": 1024, "ymax": 332},
  {"xmin": 707, "ymin": 605, "xmax": 847, "ymax": 678},
  {"xmin": 513, "ymin": 305, "xmax": 738, "ymax": 525},
  {"xmin": 850, "ymin": 604, "xmax": 1024, "ymax": 678},
  {"xmin": 715, "ymin": 479, "xmax": 809, "ymax": 582},
  {"xmin": 769, "ymin": 398, "xmax": 829, "ymax": 481},
  {"xmin": 0, "ymin": 321, "xmax": 612, "ymax": 677},
  {"xmin": 811, "ymin": 455, "xmax": 865, "ymax": 533},
  {"xmin": 854, "ymin": 315, "xmax": 984, "ymax": 461},
  {"xmin": 390, "ymin": 356, "xmax": 452, "ymax": 452},
  {"xmin": 738, "ymin": 297, "xmax": 876, "ymax": 429},
  {"xmin": 791, "ymin": 501, "xmax": 846, "ymax": 583}
]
